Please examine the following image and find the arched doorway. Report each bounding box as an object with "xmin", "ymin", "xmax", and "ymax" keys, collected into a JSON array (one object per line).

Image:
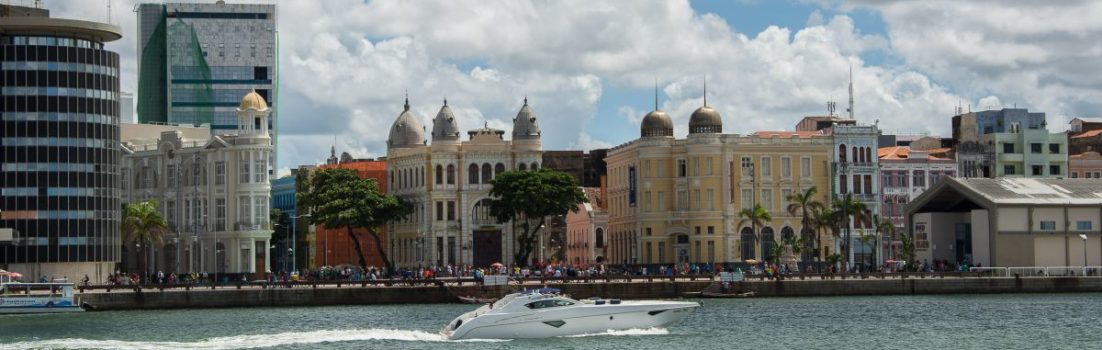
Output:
[
  {"xmin": 674, "ymin": 234, "xmax": 690, "ymax": 263},
  {"xmin": 761, "ymin": 227, "xmax": 775, "ymax": 262},
  {"xmin": 740, "ymin": 227, "xmax": 755, "ymax": 260}
]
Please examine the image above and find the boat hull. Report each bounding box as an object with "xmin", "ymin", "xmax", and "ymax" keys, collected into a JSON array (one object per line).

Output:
[{"xmin": 447, "ymin": 301, "xmax": 699, "ymax": 340}]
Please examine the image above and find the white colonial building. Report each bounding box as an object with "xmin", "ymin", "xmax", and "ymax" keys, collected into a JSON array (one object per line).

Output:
[
  {"xmin": 120, "ymin": 91, "xmax": 274, "ymax": 278},
  {"xmin": 386, "ymin": 97, "xmax": 542, "ymax": 268}
]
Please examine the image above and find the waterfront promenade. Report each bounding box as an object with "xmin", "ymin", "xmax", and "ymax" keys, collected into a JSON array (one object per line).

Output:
[{"xmin": 61, "ymin": 273, "xmax": 1102, "ymax": 311}]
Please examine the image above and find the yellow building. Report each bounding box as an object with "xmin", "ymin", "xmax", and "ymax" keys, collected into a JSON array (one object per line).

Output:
[{"xmin": 605, "ymin": 102, "xmax": 833, "ymax": 267}]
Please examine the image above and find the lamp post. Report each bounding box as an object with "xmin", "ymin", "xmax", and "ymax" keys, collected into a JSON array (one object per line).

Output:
[
  {"xmin": 289, "ymin": 214, "xmax": 311, "ymax": 273},
  {"xmin": 287, "ymin": 248, "xmax": 294, "ymax": 274},
  {"xmin": 539, "ymin": 224, "xmax": 546, "ymax": 265},
  {"xmin": 1080, "ymin": 234, "xmax": 1088, "ymax": 271}
]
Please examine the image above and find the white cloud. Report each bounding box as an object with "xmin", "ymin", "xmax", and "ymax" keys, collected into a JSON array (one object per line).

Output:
[{"xmin": 50, "ymin": 0, "xmax": 1100, "ymax": 169}]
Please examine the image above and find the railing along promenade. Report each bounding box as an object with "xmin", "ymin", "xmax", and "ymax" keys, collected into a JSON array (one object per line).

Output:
[{"xmin": 68, "ymin": 270, "xmax": 1025, "ymax": 293}]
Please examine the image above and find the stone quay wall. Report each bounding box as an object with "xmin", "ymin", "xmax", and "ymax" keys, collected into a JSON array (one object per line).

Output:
[{"xmin": 78, "ymin": 276, "xmax": 1102, "ymax": 311}]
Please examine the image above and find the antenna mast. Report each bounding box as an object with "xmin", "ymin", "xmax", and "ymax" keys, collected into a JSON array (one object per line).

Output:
[{"xmin": 847, "ymin": 65, "xmax": 854, "ymax": 119}]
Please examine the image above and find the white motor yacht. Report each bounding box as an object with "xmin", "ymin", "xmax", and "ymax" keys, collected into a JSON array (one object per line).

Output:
[{"xmin": 443, "ymin": 288, "xmax": 699, "ymax": 340}]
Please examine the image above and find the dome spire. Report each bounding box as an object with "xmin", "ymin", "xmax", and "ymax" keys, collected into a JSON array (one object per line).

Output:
[
  {"xmin": 703, "ymin": 75, "xmax": 707, "ymax": 106},
  {"xmin": 443, "ymin": 96, "xmax": 447, "ymax": 106},
  {"xmin": 654, "ymin": 78, "xmax": 659, "ymax": 111},
  {"xmin": 524, "ymin": 94, "xmax": 528, "ymax": 106},
  {"xmin": 404, "ymin": 89, "xmax": 410, "ymax": 111}
]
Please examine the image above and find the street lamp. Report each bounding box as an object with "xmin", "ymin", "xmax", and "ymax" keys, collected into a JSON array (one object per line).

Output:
[
  {"xmin": 1080, "ymin": 234, "xmax": 1088, "ymax": 270},
  {"xmin": 289, "ymin": 214, "xmax": 311, "ymax": 273}
]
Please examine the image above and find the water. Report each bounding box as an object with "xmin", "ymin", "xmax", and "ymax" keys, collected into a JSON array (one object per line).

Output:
[{"xmin": 2, "ymin": 294, "xmax": 1100, "ymax": 349}]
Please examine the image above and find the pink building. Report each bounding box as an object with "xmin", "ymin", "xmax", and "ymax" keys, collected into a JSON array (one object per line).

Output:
[
  {"xmin": 878, "ymin": 146, "xmax": 957, "ymax": 259},
  {"xmin": 564, "ymin": 187, "xmax": 608, "ymax": 266},
  {"xmin": 1070, "ymin": 151, "xmax": 1102, "ymax": 178}
]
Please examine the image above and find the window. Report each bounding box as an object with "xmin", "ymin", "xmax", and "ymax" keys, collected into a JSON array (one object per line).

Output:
[
  {"xmin": 741, "ymin": 189, "xmax": 752, "ymax": 210},
  {"xmin": 761, "ymin": 157, "xmax": 772, "ymax": 177},
  {"xmin": 781, "ymin": 189, "xmax": 792, "ymax": 210},
  {"xmin": 1032, "ymin": 165, "xmax": 1042, "ymax": 176},
  {"xmin": 214, "ymin": 162, "xmax": 225, "ymax": 185},
  {"xmin": 446, "ymin": 164, "xmax": 455, "ymax": 184},
  {"xmin": 658, "ymin": 242, "xmax": 666, "ymax": 263},
  {"xmin": 693, "ymin": 189, "xmax": 701, "ymax": 210},
  {"xmin": 678, "ymin": 159, "xmax": 687, "ymax": 177},
  {"xmin": 646, "ymin": 227, "xmax": 652, "ymax": 236},
  {"xmin": 708, "ymin": 241, "xmax": 716, "ymax": 263},
  {"xmin": 740, "ymin": 228, "xmax": 755, "ymax": 260},
  {"xmin": 801, "ymin": 157, "xmax": 811, "ymax": 178},
  {"xmin": 695, "ymin": 226, "xmax": 701, "ymax": 235},
  {"xmin": 657, "ymin": 191, "xmax": 666, "ymax": 211},
  {"xmin": 167, "ymin": 164, "xmax": 177, "ymax": 188},
  {"xmin": 435, "ymin": 165, "xmax": 443, "ymax": 185},
  {"xmin": 447, "ymin": 201, "xmax": 456, "ymax": 221},
  {"xmin": 692, "ymin": 157, "xmax": 700, "ymax": 176},
  {"xmin": 495, "ymin": 163, "xmax": 505, "ymax": 179},
  {"xmin": 646, "ymin": 242, "xmax": 653, "ymax": 263},
  {"xmin": 741, "ymin": 157, "xmax": 752, "ymax": 177},
  {"xmin": 706, "ymin": 189, "xmax": 714, "ymax": 210},
  {"xmin": 525, "ymin": 299, "xmax": 574, "ymax": 309},
  {"xmin": 1049, "ymin": 165, "xmax": 1060, "ymax": 175},
  {"xmin": 481, "ymin": 163, "xmax": 492, "ymax": 183},
  {"xmin": 695, "ymin": 241, "xmax": 702, "ymax": 262},
  {"xmin": 1072, "ymin": 172, "xmax": 1079, "ymax": 178},
  {"xmin": 761, "ymin": 189, "xmax": 773, "ymax": 211},
  {"xmin": 854, "ymin": 176, "xmax": 862, "ymax": 194},
  {"xmin": 238, "ymin": 195, "xmax": 250, "ymax": 224},
  {"xmin": 1030, "ymin": 143, "xmax": 1042, "ymax": 153},
  {"xmin": 677, "ymin": 190, "xmax": 688, "ymax": 211},
  {"xmin": 1049, "ymin": 143, "xmax": 1060, "ymax": 154},
  {"xmin": 239, "ymin": 156, "xmax": 250, "ymax": 184},
  {"xmin": 165, "ymin": 200, "xmax": 176, "ymax": 227},
  {"xmin": 1003, "ymin": 143, "xmax": 1015, "ymax": 154},
  {"xmin": 468, "ymin": 164, "xmax": 479, "ymax": 184},
  {"xmin": 864, "ymin": 175, "xmax": 872, "ymax": 194},
  {"xmin": 707, "ymin": 226, "xmax": 715, "ymax": 235},
  {"xmin": 840, "ymin": 175, "xmax": 848, "ymax": 193},
  {"xmin": 1077, "ymin": 221, "xmax": 1092, "ymax": 230},
  {"xmin": 436, "ymin": 201, "xmax": 444, "ymax": 221},
  {"xmin": 913, "ymin": 170, "xmax": 926, "ymax": 187},
  {"xmin": 255, "ymin": 158, "xmax": 267, "ymax": 183},
  {"xmin": 254, "ymin": 197, "xmax": 268, "ymax": 226},
  {"xmin": 781, "ymin": 157, "xmax": 791, "ymax": 178},
  {"xmin": 1039, "ymin": 221, "xmax": 1057, "ymax": 230},
  {"xmin": 706, "ymin": 158, "xmax": 714, "ymax": 175},
  {"xmin": 1004, "ymin": 165, "xmax": 1015, "ymax": 175},
  {"xmin": 216, "ymin": 198, "xmax": 226, "ymax": 231}
]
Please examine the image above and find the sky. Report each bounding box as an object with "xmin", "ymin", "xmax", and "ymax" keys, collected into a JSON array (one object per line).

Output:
[{"xmin": 50, "ymin": 0, "xmax": 1102, "ymax": 177}]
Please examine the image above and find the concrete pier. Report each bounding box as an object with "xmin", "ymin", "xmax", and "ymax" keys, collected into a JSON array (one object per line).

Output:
[{"xmin": 77, "ymin": 276, "xmax": 1102, "ymax": 311}]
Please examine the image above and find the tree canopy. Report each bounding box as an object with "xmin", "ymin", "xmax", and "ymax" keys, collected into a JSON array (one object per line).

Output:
[
  {"xmin": 488, "ymin": 169, "xmax": 587, "ymax": 266},
  {"xmin": 299, "ymin": 168, "xmax": 409, "ymax": 275},
  {"xmin": 121, "ymin": 199, "xmax": 169, "ymax": 277}
]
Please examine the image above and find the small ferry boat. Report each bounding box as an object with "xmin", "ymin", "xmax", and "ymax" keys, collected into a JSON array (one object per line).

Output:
[
  {"xmin": 443, "ymin": 288, "xmax": 699, "ymax": 340},
  {"xmin": 0, "ymin": 270, "xmax": 84, "ymax": 314}
]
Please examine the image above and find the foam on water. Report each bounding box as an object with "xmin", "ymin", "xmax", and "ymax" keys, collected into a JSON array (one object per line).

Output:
[
  {"xmin": 564, "ymin": 328, "xmax": 670, "ymax": 338},
  {"xmin": 0, "ymin": 328, "xmax": 507, "ymax": 350}
]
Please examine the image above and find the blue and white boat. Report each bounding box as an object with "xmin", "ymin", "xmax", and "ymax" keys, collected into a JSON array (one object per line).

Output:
[{"xmin": 0, "ymin": 270, "xmax": 83, "ymax": 314}]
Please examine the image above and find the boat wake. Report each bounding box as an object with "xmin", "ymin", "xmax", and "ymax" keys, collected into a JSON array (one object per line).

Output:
[
  {"xmin": 0, "ymin": 328, "xmax": 507, "ymax": 350},
  {"xmin": 564, "ymin": 328, "xmax": 670, "ymax": 338}
]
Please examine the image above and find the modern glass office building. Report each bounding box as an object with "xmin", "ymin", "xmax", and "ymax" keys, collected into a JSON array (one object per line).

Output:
[{"xmin": 0, "ymin": 5, "xmax": 123, "ymax": 281}]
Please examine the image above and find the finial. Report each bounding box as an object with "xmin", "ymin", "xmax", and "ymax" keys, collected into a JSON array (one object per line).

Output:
[
  {"xmin": 443, "ymin": 97, "xmax": 447, "ymax": 106},
  {"xmin": 524, "ymin": 95, "xmax": 528, "ymax": 106},
  {"xmin": 703, "ymin": 75, "xmax": 708, "ymax": 106},
  {"xmin": 404, "ymin": 89, "xmax": 410, "ymax": 110},
  {"xmin": 484, "ymin": 121, "xmax": 488, "ymax": 128}
]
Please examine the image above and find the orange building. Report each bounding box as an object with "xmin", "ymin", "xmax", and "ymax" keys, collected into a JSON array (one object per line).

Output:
[{"xmin": 315, "ymin": 157, "xmax": 389, "ymax": 268}]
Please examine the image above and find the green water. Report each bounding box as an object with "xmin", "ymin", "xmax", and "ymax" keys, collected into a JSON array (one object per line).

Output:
[{"xmin": 1, "ymin": 294, "xmax": 1100, "ymax": 349}]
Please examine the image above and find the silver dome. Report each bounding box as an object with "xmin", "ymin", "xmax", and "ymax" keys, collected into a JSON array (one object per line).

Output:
[
  {"xmin": 387, "ymin": 98, "xmax": 426, "ymax": 148},
  {"xmin": 432, "ymin": 99, "xmax": 460, "ymax": 142},
  {"xmin": 512, "ymin": 98, "xmax": 541, "ymax": 140}
]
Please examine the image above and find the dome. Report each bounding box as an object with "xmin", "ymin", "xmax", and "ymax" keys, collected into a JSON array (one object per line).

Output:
[
  {"xmin": 431, "ymin": 99, "xmax": 460, "ymax": 142},
  {"xmin": 688, "ymin": 105, "xmax": 722, "ymax": 134},
  {"xmin": 640, "ymin": 109, "xmax": 673, "ymax": 137},
  {"xmin": 512, "ymin": 98, "xmax": 541, "ymax": 140},
  {"xmin": 238, "ymin": 90, "xmax": 268, "ymax": 110},
  {"xmin": 387, "ymin": 98, "xmax": 426, "ymax": 148}
]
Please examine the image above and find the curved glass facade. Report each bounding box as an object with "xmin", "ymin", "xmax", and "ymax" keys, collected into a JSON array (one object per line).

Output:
[{"xmin": 0, "ymin": 32, "xmax": 121, "ymax": 267}]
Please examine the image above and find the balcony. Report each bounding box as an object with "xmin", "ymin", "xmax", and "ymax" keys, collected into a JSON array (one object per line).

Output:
[{"xmin": 236, "ymin": 221, "xmax": 266, "ymax": 231}]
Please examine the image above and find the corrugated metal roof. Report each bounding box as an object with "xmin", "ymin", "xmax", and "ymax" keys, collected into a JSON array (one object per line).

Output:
[{"xmin": 955, "ymin": 178, "xmax": 1102, "ymax": 205}]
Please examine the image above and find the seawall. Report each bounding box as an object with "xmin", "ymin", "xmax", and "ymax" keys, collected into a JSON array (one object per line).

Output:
[{"xmin": 79, "ymin": 277, "xmax": 1102, "ymax": 311}]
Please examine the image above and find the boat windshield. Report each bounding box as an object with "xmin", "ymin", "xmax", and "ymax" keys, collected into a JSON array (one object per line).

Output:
[{"xmin": 524, "ymin": 299, "xmax": 574, "ymax": 309}]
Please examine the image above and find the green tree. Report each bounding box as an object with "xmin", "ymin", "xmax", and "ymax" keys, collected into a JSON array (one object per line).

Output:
[
  {"xmin": 767, "ymin": 240, "xmax": 786, "ymax": 264},
  {"xmin": 487, "ymin": 170, "xmax": 587, "ymax": 266},
  {"xmin": 899, "ymin": 227, "xmax": 916, "ymax": 267},
  {"xmin": 812, "ymin": 204, "xmax": 838, "ymax": 263},
  {"xmin": 786, "ymin": 186, "xmax": 823, "ymax": 261},
  {"xmin": 121, "ymin": 200, "xmax": 169, "ymax": 280},
  {"xmin": 833, "ymin": 194, "xmax": 870, "ymax": 269},
  {"xmin": 738, "ymin": 204, "xmax": 772, "ymax": 257},
  {"xmin": 299, "ymin": 168, "xmax": 410, "ymax": 276},
  {"xmin": 874, "ymin": 215, "xmax": 896, "ymax": 262}
]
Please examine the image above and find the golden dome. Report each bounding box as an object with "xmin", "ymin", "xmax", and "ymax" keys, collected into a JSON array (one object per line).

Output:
[{"xmin": 239, "ymin": 90, "xmax": 268, "ymax": 110}]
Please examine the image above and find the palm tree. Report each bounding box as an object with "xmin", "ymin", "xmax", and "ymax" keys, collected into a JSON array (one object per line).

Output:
[
  {"xmin": 738, "ymin": 204, "xmax": 772, "ymax": 259},
  {"xmin": 768, "ymin": 240, "xmax": 786, "ymax": 265},
  {"xmin": 874, "ymin": 215, "xmax": 896, "ymax": 261},
  {"xmin": 786, "ymin": 187, "xmax": 823, "ymax": 262},
  {"xmin": 811, "ymin": 205, "xmax": 838, "ymax": 268},
  {"xmin": 833, "ymin": 194, "xmax": 870, "ymax": 270},
  {"xmin": 121, "ymin": 200, "xmax": 169, "ymax": 281}
]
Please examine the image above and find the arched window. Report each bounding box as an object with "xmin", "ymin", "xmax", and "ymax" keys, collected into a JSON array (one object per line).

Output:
[
  {"xmin": 389, "ymin": 170, "xmax": 394, "ymax": 189},
  {"xmin": 435, "ymin": 165, "xmax": 443, "ymax": 185},
  {"xmin": 740, "ymin": 227, "xmax": 755, "ymax": 260},
  {"xmin": 852, "ymin": 147, "xmax": 858, "ymax": 163},
  {"xmin": 446, "ymin": 164, "xmax": 455, "ymax": 185},
  {"xmin": 838, "ymin": 144, "xmax": 847, "ymax": 163},
  {"xmin": 761, "ymin": 227, "xmax": 775, "ymax": 260},
  {"xmin": 469, "ymin": 164, "xmax": 479, "ymax": 184},
  {"xmin": 519, "ymin": 163, "xmax": 527, "ymax": 171},
  {"xmin": 531, "ymin": 162, "xmax": 539, "ymax": 171},
  {"xmin": 781, "ymin": 226, "xmax": 794, "ymax": 242},
  {"xmin": 472, "ymin": 198, "xmax": 494, "ymax": 225},
  {"xmin": 495, "ymin": 163, "xmax": 505, "ymax": 178},
  {"xmin": 595, "ymin": 228, "xmax": 605, "ymax": 248},
  {"xmin": 481, "ymin": 163, "xmax": 492, "ymax": 183}
]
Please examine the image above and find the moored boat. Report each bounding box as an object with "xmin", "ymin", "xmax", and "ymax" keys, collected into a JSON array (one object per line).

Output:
[{"xmin": 0, "ymin": 271, "xmax": 84, "ymax": 314}]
